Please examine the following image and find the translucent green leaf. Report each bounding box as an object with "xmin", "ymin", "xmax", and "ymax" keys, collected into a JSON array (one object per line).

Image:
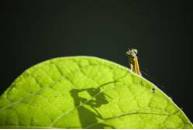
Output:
[{"xmin": 0, "ymin": 56, "xmax": 192, "ymax": 128}]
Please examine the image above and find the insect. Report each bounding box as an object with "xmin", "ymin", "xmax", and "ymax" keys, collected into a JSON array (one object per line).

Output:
[{"xmin": 126, "ymin": 48, "xmax": 142, "ymax": 76}]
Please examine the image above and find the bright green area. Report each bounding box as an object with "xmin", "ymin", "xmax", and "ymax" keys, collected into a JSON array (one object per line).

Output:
[{"xmin": 0, "ymin": 56, "xmax": 192, "ymax": 128}]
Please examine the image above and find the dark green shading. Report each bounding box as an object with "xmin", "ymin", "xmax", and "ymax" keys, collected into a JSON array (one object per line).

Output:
[{"xmin": 70, "ymin": 87, "xmax": 113, "ymax": 128}]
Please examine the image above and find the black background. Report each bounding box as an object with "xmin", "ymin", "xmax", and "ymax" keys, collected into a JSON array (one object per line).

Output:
[{"xmin": 1, "ymin": 0, "xmax": 193, "ymax": 122}]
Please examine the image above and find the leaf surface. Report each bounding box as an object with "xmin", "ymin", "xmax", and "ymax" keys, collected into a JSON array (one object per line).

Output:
[{"xmin": 0, "ymin": 56, "xmax": 192, "ymax": 128}]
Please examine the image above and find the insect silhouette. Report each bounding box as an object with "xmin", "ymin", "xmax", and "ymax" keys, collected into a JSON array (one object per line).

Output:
[{"xmin": 70, "ymin": 87, "xmax": 114, "ymax": 128}]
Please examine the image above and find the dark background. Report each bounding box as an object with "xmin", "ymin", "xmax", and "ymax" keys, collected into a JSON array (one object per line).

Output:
[{"xmin": 1, "ymin": 0, "xmax": 193, "ymax": 122}]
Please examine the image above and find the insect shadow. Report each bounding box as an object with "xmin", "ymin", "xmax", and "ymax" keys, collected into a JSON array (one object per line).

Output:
[{"xmin": 70, "ymin": 87, "xmax": 114, "ymax": 128}]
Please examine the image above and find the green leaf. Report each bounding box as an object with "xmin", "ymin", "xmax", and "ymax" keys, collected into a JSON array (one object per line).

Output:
[{"xmin": 0, "ymin": 56, "xmax": 192, "ymax": 128}]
